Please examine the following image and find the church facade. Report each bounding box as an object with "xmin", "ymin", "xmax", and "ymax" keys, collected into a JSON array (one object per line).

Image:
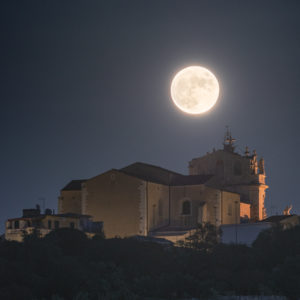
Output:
[
  {"xmin": 58, "ymin": 131, "xmax": 267, "ymax": 239},
  {"xmin": 189, "ymin": 129, "xmax": 268, "ymax": 221}
]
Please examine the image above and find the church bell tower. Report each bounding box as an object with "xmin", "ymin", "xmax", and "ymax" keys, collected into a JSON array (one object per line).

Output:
[{"xmin": 188, "ymin": 129, "xmax": 268, "ymax": 221}]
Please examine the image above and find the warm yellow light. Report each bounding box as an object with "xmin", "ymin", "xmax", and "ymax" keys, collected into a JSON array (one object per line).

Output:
[{"xmin": 170, "ymin": 66, "xmax": 220, "ymax": 114}]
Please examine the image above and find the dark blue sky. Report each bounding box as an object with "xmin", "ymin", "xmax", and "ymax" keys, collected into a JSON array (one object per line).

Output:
[{"xmin": 1, "ymin": 1, "xmax": 299, "ymax": 233}]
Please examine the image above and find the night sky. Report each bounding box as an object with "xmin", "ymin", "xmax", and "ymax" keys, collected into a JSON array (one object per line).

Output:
[{"xmin": 1, "ymin": 1, "xmax": 299, "ymax": 233}]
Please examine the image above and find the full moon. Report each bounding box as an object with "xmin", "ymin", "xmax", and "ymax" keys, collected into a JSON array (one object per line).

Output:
[{"xmin": 170, "ymin": 66, "xmax": 220, "ymax": 114}]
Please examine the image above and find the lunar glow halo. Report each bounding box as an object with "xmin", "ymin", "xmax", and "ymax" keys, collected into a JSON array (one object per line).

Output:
[{"xmin": 170, "ymin": 66, "xmax": 220, "ymax": 114}]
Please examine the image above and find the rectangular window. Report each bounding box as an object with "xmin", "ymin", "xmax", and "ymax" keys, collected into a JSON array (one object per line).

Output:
[
  {"xmin": 70, "ymin": 222, "xmax": 75, "ymax": 229},
  {"xmin": 48, "ymin": 220, "xmax": 52, "ymax": 229},
  {"xmin": 54, "ymin": 221, "xmax": 59, "ymax": 229},
  {"xmin": 14, "ymin": 220, "xmax": 19, "ymax": 229}
]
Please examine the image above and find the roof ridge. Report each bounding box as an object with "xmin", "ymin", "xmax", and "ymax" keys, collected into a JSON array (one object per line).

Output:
[{"xmin": 121, "ymin": 161, "xmax": 183, "ymax": 176}]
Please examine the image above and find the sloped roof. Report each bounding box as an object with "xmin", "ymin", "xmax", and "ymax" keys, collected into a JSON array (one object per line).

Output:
[
  {"xmin": 61, "ymin": 180, "xmax": 86, "ymax": 191},
  {"xmin": 120, "ymin": 162, "xmax": 181, "ymax": 185},
  {"xmin": 62, "ymin": 162, "xmax": 213, "ymax": 189},
  {"xmin": 119, "ymin": 162, "xmax": 212, "ymax": 186}
]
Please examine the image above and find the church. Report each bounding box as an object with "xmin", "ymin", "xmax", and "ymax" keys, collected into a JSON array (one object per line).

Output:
[{"xmin": 58, "ymin": 130, "xmax": 268, "ymax": 241}]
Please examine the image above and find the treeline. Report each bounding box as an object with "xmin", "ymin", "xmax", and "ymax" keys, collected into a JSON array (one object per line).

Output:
[{"xmin": 0, "ymin": 225, "xmax": 300, "ymax": 300}]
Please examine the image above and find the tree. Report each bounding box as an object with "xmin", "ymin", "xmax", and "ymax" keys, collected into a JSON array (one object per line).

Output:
[
  {"xmin": 253, "ymin": 224, "xmax": 300, "ymax": 270},
  {"xmin": 178, "ymin": 222, "xmax": 222, "ymax": 251},
  {"xmin": 44, "ymin": 228, "xmax": 88, "ymax": 256},
  {"xmin": 272, "ymin": 255, "xmax": 300, "ymax": 300}
]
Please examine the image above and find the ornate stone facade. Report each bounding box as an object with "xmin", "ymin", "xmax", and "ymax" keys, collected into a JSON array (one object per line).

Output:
[{"xmin": 189, "ymin": 129, "xmax": 268, "ymax": 221}]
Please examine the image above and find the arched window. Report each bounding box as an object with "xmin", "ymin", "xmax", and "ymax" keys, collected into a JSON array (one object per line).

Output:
[
  {"xmin": 182, "ymin": 200, "xmax": 191, "ymax": 215},
  {"xmin": 234, "ymin": 161, "xmax": 242, "ymax": 176}
]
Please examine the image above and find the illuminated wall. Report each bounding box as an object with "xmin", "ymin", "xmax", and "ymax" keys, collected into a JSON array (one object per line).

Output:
[
  {"xmin": 81, "ymin": 170, "xmax": 142, "ymax": 238},
  {"xmin": 189, "ymin": 148, "xmax": 267, "ymax": 220},
  {"xmin": 58, "ymin": 190, "xmax": 82, "ymax": 214},
  {"xmin": 169, "ymin": 185, "xmax": 240, "ymax": 227}
]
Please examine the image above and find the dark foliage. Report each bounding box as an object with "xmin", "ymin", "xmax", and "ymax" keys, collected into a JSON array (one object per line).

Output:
[
  {"xmin": 176, "ymin": 222, "xmax": 222, "ymax": 251},
  {"xmin": 0, "ymin": 226, "xmax": 300, "ymax": 299}
]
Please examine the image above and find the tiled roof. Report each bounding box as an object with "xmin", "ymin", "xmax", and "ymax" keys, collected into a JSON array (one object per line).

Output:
[
  {"xmin": 63, "ymin": 162, "xmax": 213, "ymax": 189},
  {"xmin": 119, "ymin": 162, "xmax": 212, "ymax": 186},
  {"xmin": 120, "ymin": 162, "xmax": 181, "ymax": 185},
  {"xmin": 61, "ymin": 180, "xmax": 86, "ymax": 191}
]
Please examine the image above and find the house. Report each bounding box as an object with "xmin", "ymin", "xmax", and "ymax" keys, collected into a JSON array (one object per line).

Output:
[{"xmin": 5, "ymin": 205, "xmax": 102, "ymax": 242}]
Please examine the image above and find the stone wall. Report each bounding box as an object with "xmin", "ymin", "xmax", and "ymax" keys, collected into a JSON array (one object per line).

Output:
[
  {"xmin": 147, "ymin": 182, "xmax": 170, "ymax": 231},
  {"xmin": 189, "ymin": 149, "xmax": 267, "ymax": 220},
  {"xmin": 58, "ymin": 190, "xmax": 82, "ymax": 214},
  {"xmin": 82, "ymin": 170, "xmax": 142, "ymax": 238}
]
